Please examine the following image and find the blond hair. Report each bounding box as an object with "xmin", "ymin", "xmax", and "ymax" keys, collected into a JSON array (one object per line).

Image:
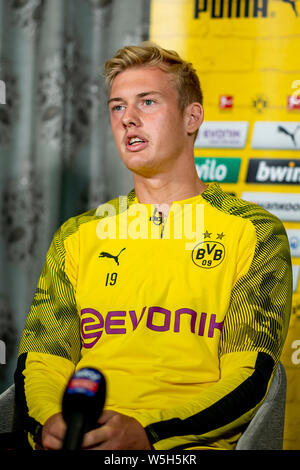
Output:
[{"xmin": 104, "ymin": 42, "xmax": 203, "ymax": 113}]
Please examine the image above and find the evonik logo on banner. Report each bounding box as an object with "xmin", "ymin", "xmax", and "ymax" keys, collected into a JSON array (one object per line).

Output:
[{"xmin": 194, "ymin": 121, "xmax": 249, "ymax": 148}]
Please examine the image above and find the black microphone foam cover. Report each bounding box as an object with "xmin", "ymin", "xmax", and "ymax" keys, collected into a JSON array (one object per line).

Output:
[{"xmin": 62, "ymin": 367, "xmax": 106, "ymax": 449}]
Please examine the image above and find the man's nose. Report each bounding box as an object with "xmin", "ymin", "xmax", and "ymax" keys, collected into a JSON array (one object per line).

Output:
[{"xmin": 122, "ymin": 106, "xmax": 141, "ymax": 128}]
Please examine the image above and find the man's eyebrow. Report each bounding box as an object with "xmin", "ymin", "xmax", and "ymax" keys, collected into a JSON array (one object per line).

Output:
[
  {"xmin": 107, "ymin": 91, "xmax": 162, "ymax": 105},
  {"xmin": 107, "ymin": 97, "xmax": 124, "ymax": 105},
  {"xmin": 137, "ymin": 91, "xmax": 162, "ymax": 98}
]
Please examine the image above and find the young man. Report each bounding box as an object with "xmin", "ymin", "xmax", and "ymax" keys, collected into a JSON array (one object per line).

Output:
[{"xmin": 14, "ymin": 43, "xmax": 292, "ymax": 450}]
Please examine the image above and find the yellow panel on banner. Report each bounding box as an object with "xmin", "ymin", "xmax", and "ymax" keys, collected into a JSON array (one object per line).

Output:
[{"xmin": 150, "ymin": 0, "xmax": 300, "ymax": 450}]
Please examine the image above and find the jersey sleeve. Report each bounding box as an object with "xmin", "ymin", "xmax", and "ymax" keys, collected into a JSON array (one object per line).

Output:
[
  {"xmin": 136, "ymin": 209, "xmax": 292, "ymax": 450},
  {"xmin": 14, "ymin": 221, "xmax": 82, "ymax": 446}
]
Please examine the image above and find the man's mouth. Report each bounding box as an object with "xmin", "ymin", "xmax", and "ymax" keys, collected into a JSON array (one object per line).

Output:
[
  {"xmin": 126, "ymin": 135, "xmax": 148, "ymax": 151},
  {"xmin": 128, "ymin": 136, "xmax": 146, "ymax": 145}
]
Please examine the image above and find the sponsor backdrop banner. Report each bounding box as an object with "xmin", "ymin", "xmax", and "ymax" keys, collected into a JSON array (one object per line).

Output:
[{"xmin": 150, "ymin": 0, "xmax": 300, "ymax": 449}]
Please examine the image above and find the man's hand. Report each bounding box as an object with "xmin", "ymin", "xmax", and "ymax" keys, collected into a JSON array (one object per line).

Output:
[
  {"xmin": 40, "ymin": 410, "xmax": 152, "ymax": 450},
  {"xmin": 82, "ymin": 410, "xmax": 152, "ymax": 450},
  {"xmin": 41, "ymin": 412, "xmax": 66, "ymax": 450}
]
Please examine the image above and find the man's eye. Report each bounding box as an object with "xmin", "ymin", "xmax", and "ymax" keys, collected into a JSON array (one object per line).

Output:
[
  {"xmin": 112, "ymin": 105, "xmax": 124, "ymax": 112},
  {"xmin": 144, "ymin": 99, "xmax": 155, "ymax": 106}
]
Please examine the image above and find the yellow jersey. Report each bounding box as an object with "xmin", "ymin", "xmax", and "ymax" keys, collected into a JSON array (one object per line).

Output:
[{"xmin": 15, "ymin": 183, "xmax": 292, "ymax": 450}]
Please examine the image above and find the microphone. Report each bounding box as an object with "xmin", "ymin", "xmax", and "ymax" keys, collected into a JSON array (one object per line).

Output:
[{"xmin": 62, "ymin": 367, "xmax": 106, "ymax": 450}]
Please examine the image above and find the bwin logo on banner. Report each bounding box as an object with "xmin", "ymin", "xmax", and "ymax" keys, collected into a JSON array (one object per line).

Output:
[{"xmin": 246, "ymin": 159, "xmax": 300, "ymax": 184}]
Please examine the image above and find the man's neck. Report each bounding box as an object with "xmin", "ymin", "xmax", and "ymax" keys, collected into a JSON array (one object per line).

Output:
[{"xmin": 133, "ymin": 170, "xmax": 208, "ymax": 209}]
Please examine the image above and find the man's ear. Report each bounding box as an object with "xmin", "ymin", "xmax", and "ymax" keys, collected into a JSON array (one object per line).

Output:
[{"xmin": 185, "ymin": 102, "xmax": 204, "ymax": 135}]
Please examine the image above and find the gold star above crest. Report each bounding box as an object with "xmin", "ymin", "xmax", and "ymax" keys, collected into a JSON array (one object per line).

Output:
[
  {"xmin": 217, "ymin": 232, "xmax": 225, "ymax": 240},
  {"xmin": 203, "ymin": 230, "xmax": 212, "ymax": 239}
]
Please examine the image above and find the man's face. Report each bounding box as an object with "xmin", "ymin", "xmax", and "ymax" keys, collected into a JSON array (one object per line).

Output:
[{"xmin": 108, "ymin": 66, "xmax": 194, "ymax": 177}]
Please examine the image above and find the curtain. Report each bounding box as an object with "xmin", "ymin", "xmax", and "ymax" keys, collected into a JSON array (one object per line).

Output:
[{"xmin": 0, "ymin": 0, "xmax": 151, "ymax": 392}]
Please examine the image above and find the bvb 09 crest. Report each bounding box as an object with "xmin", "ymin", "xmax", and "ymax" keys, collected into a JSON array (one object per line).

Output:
[{"xmin": 192, "ymin": 240, "xmax": 225, "ymax": 268}]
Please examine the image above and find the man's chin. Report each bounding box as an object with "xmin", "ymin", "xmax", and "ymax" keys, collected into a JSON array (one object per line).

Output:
[{"xmin": 121, "ymin": 155, "xmax": 156, "ymax": 177}]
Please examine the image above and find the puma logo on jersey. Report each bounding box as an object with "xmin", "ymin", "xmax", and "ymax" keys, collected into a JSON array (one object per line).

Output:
[{"xmin": 99, "ymin": 248, "xmax": 126, "ymax": 265}]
